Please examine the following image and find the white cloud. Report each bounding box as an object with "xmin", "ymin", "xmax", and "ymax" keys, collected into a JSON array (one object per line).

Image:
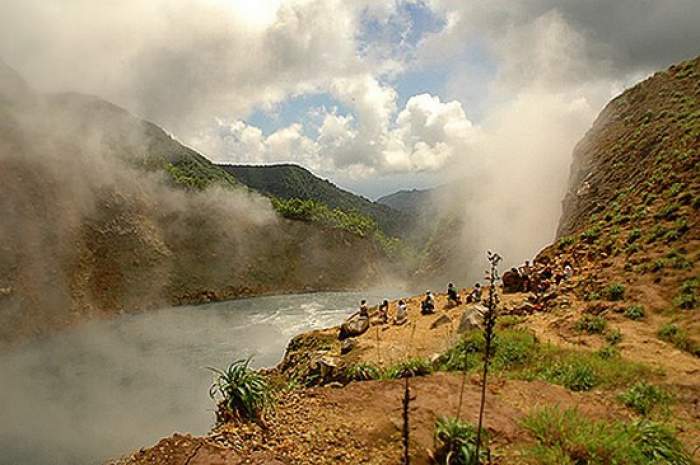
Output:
[
  {"xmin": 200, "ymin": 90, "xmax": 477, "ymax": 176},
  {"xmin": 3, "ymin": 0, "xmax": 698, "ymax": 261}
]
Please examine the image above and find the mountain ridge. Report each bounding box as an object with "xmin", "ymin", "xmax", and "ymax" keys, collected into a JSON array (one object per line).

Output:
[{"xmin": 219, "ymin": 163, "xmax": 411, "ymax": 239}]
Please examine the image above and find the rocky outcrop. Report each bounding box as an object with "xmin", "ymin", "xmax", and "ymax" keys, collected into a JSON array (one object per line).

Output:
[
  {"xmin": 457, "ymin": 304, "xmax": 485, "ymax": 333},
  {"xmin": 558, "ymin": 56, "xmax": 700, "ymax": 238},
  {"xmin": 338, "ymin": 316, "xmax": 369, "ymax": 339}
]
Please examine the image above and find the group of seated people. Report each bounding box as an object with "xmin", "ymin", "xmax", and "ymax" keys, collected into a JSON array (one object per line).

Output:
[
  {"xmin": 502, "ymin": 259, "xmax": 574, "ymax": 294},
  {"xmin": 354, "ymin": 281, "xmax": 484, "ymax": 329},
  {"xmin": 346, "ymin": 258, "xmax": 576, "ymax": 338}
]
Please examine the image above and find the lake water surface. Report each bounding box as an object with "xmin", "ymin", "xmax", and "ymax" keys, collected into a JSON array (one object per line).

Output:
[{"xmin": 0, "ymin": 290, "xmax": 405, "ymax": 465}]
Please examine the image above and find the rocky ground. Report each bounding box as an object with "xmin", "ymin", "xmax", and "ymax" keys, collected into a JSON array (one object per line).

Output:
[{"xmin": 108, "ymin": 280, "xmax": 700, "ymax": 465}]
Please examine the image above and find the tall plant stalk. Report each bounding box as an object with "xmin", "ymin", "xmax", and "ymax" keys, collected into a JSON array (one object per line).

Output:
[
  {"xmin": 402, "ymin": 376, "xmax": 411, "ymax": 465},
  {"xmin": 474, "ymin": 251, "xmax": 501, "ymax": 464}
]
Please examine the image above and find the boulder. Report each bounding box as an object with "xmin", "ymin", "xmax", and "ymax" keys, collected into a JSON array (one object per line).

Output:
[
  {"xmin": 502, "ymin": 270, "xmax": 523, "ymax": 293},
  {"xmin": 430, "ymin": 314, "xmax": 452, "ymax": 330},
  {"xmin": 340, "ymin": 338, "xmax": 357, "ymax": 355},
  {"xmin": 457, "ymin": 304, "xmax": 486, "ymax": 333},
  {"xmin": 316, "ymin": 357, "xmax": 338, "ymax": 382},
  {"xmin": 338, "ymin": 316, "xmax": 369, "ymax": 340}
]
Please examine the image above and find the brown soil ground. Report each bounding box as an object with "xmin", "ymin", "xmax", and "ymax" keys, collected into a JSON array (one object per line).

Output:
[
  {"xmin": 110, "ymin": 286, "xmax": 700, "ymax": 465},
  {"xmin": 112, "ymin": 372, "xmax": 634, "ymax": 465}
]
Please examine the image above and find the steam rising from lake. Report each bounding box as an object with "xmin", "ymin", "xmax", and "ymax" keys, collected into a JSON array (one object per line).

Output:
[{"xmin": 0, "ymin": 291, "xmax": 403, "ymax": 465}]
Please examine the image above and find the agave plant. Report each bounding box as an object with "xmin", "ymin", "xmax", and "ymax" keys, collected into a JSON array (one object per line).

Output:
[
  {"xmin": 433, "ymin": 416, "xmax": 487, "ymax": 465},
  {"xmin": 208, "ymin": 358, "xmax": 273, "ymax": 422}
]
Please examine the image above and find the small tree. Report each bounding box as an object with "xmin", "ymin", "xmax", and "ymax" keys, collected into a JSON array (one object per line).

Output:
[{"xmin": 475, "ymin": 251, "xmax": 502, "ymax": 462}]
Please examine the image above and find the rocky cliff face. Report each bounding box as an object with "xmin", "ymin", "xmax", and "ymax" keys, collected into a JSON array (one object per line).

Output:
[{"xmin": 558, "ymin": 56, "xmax": 700, "ymax": 238}]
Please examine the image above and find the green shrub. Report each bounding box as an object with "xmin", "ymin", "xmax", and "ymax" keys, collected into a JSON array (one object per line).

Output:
[
  {"xmin": 581, "ymin": 225, "xmax": 602, "ymax": 243},
  {"xmin": 584, "ymin": 291, "xmax": 601, "ymax": 301},
  {"xmin": 438, "ymin": 332, "xmax": 484, "ymax": 372},
  {"xmin": 692, "ymin": 195, "xmax": 700, "ymax": 209},
  {"xmin": 597, "ymin": 345, "xmax": 620, "ymax": 360},
  {"xmin": 491, "ymin": 330, "xmax": 539, "ymax": 370},
  {"xmin": 625, "ymin": 305, "xmax": 646, "ymax": 320},
  {"xmin": 665, "ymin": 183, "xmax": 684, "ymax": 198},
  {"xmin": 673, "ymin": 278, "xmax": 698, "ymax": 310},
  {"xmin": 619, "ymin": 382, "xmax": 671, "ymax": 416},
  {"xmin": 625, "ymin": 243, "xmax": 641, "ymax": 255},
  {"xmin": 433, "ymin": 416, "xmax": 488, "ymax": 465},
  {"xmin": 345, "ymin": 362, "xmax": 381, "ymax": 381},
  {"xmin": 657, "ymin": 323, "xmax": 699, "ymax": 356},
  {"xmin": 541, "ymin": 357, "xmax": 597, "ymax": 391},
  {"xmin": 606, "ymin": 328, "xmax": 623, "ymax": 345},
  {"xmin": 650, "ymin": 259, "xmax": 667, "ymax": 272},
  {"xmin": 604, "ymin": 282, "xmax": 626, "ymax": 301},
  {"xmin": 441, "ymin": 331, "xmax": 651, "ymax": 391},
  {"xmin": 646, "ymin": 225, "xmax": 667, "ymax": 243},
  {"xmin": 557, "ymin": 235, "xmax": 576, "ymax": 249},
  {"xmin": 627, "ymin": 228, "xmax": 642, "ymax": 244},
  {"xmin": 654, "ymin": 203, "xmax": 681, "ymax": 220},
  {"xmin": 383, "ymin": 357, "xmax": 433, "ymax": 379},
  {"xmin": 529, "ymin": 348, "xmax": 650, "ymax": 391},
  {"xmin": 208, "ymin": 359, "xmax": 274, "ymax": 421},
  {"xmin": 633, "ymin": 206, "xmax": 648, "ymax": 220},
  {"xmin": 665, "ymin": 250, "xmax": 693, "ymax": 270},
  {"xmin": 575, "ymin": 314, "xmax": 607, "ymax": 334},
  {"xmin": 658, "ymin": 323, "xmax": 682, "ymax": 341},
  {"xmin": 521, "ymin": 407, "xmax": 692, "ymax": 465},
  {"xmin": 613, "ymin": 213, "xmax": 630, "ymax": 225}
]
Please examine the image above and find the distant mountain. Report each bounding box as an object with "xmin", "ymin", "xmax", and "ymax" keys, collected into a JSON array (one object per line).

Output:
[
  {"xmin": 220, "ymin": 164, "xmax": 410, "ymax": 238},
  {"xmin": 377, "ymin": 188, "xmax": 434, "ymax": 215}
]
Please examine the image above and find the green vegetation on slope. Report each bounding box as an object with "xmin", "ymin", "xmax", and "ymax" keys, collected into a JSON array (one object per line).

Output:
[
  {"xmin": 271, "ymin": 197, "xmax": 413, "ymax": 261},
  {"xmin": 521, "ymin": 407, "xmax": 692, "ymax": 465},
  {"xmin": 220, "ymin": 164, "xmax": 410, "ymax": 238}
]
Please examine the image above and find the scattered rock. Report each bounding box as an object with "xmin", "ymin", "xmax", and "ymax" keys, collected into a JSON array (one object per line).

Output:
[
  {"xmin": 585, "ymin": 302, "xmax": 612, "ymax": 315},
  {"xmin": 457, "ymin": 305, "xmax": 486, "ymax": 333},
  {"xmin": 316, "ymin": 357, "xmax": 338, "ymax": 383},
  {"xmin": 510, "ymin": 303, "xmax": 536, "ymax": 315},
  {"xmin": 338, "ymin": 316, "xmax": 369, "ymax": 340},
  {"xmin": 340, "ymin": 339, "xmax": 356, "ymax": 355},
  {"xmin": 502, "ymin": 271, "xmax": 523, "ymax": 293},
  {"xmin": 430, "ymin": 314, "xmax": 451, "ymax": 329}
]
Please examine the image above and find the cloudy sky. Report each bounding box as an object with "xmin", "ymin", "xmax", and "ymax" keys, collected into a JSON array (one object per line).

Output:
[{"xmin": 2, "ymin": 0, "xmax": 699, "ymax": 198}]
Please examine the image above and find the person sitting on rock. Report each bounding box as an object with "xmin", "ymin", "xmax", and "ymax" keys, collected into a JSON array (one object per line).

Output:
[
  {"xmin": 467, "ymin": 283, "xmax": 482, "ymax": 303},
  {"xmin": 421, "ymin": 291, "xmax": 436, "ymax": 315},
  {"xmin": 519, "ymin": 260, "xmax": 532, "ymax": 292},
  {"xmin": 378, "ymin": 299, "xmax": 389, "ymax": 324},
  {"xmin": 394, "ymin": 299, "xmax": 408, "ymax": 325},
  {"xmin": 359, "ymin": 299, "xmax": 369, "ymax": 318},
  {"xmin": 339, "ymin": 300, "xmax": 371, "ymax": 339},
  {"xmin": 446, "ymin": 282, "xmax": 461, "ymax": 306}
]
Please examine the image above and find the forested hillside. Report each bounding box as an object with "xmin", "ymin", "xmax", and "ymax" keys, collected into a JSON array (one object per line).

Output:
[
  {"xmin": 220, "ymin": 164, "xmax": 410, "ymax": 238},
  {"xmin": 0, "ymin": 61, "xmax": 399, "ymax": 345}
]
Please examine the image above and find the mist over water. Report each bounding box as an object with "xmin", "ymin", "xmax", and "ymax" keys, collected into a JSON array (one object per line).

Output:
[{"xmin": 0, "ymin": 291, "xmax": 404, "ymax": 465}]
